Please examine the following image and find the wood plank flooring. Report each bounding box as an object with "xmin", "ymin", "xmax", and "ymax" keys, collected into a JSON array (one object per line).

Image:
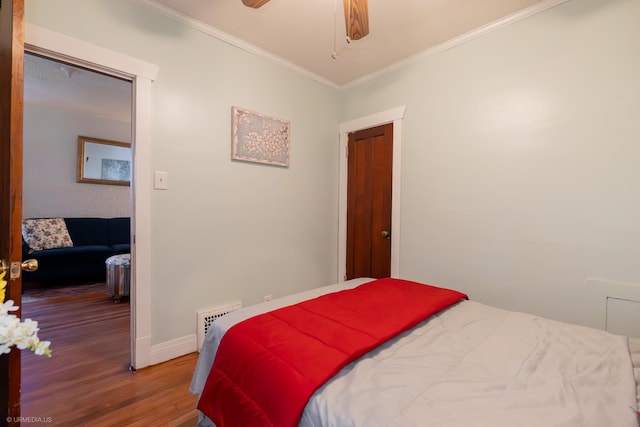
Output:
[{"xmin": 20, "ymin": 291, "xmax": 199, "ymax": 426}]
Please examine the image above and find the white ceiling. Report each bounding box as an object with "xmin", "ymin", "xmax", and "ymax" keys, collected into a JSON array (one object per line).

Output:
[
  {"xmin": 24, "ymin": 53, "xmax": 133, "ymax": 123},
  {"xmin": 23, "ymin": 0, "xmax": 563, "ymax": 120},
  {"xmin": 144, "ymin": 0, "xmax": 556, "ymax": 88}
]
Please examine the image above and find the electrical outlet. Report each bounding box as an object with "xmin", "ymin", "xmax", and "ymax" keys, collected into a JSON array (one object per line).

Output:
[{"xmin": 263, "ymin": 295, "xmax": 272, "ymax": 302}]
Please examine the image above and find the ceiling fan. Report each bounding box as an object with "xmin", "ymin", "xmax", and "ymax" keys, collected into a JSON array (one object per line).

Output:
[{"xmin": 241, "ymin": 0, "xmax": 370, "ymax": 41}]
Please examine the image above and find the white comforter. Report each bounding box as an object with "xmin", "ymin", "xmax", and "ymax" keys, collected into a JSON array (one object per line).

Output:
[{"xmin": 191, "ymin": 278, "xmax": 640, "ymax": 427}]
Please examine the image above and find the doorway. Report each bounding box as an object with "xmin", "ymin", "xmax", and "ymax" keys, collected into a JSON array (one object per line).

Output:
[
  {"xmin": 338, "ymin": 106, "xmax": 406, "ymax": 282},
  {"xmin": 21, "ymin": 51, "xmax": 134, "ymax": 361},
  {"xmin": 24, "ymin": 23, "xmax": 158, "ymax": 369}
]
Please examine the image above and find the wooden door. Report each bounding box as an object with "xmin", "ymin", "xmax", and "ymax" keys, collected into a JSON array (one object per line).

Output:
[
  {"xmin": 0, "ymin": 0, "xmax": 25, "ymax": 424},
  {"xmin": 346, "ymin": 123, "xmax": 393, "ymax": 280}
]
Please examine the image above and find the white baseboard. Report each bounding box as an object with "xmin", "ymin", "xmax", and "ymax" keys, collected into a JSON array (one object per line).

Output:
[{"xmin": 150, "ymin": 334, "xmax": 198, "ymax": 366}]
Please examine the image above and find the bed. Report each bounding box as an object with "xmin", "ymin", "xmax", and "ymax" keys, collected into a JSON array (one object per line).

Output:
[{"xmin": 190, "ymin": 277, "xmax": 640, "ymax": 427}]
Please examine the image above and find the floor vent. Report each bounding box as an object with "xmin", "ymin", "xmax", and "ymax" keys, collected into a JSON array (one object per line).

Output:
[{"xmin": 197, "ymin": 302, "xmax": 242, "ymax": 351}]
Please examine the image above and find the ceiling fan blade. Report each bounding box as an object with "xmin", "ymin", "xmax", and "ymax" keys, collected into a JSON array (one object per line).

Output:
[
  {"xmin": 242, "ymin": 0, "xmax": 270, "ymax": 8},
  {"xmin": 343, "ymin": 0, "xmax": 369, "ymax": 41}
]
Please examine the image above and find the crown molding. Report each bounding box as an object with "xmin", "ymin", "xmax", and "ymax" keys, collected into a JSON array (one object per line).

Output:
[
  {"xmin": 135, "ymin": 0, "xmax": 569, "ymax": 91},
  {"xmin": 134, "ymin": 0, "xmax": 340, "ymax": 89},
  {"xmin": 342, "ymin": 0, "xmax": 570, "ymax": 89}
]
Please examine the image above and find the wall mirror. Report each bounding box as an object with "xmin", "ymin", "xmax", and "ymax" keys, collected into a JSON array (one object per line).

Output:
[{"xmin": 77, "ymin": 136, "xmax": 132, "ymax": 186}]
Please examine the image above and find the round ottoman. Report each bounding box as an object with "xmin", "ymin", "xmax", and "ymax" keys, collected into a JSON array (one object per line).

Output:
[{"xmin": 105, "ymin": 253, "xmax": 130, "ymax": 302}]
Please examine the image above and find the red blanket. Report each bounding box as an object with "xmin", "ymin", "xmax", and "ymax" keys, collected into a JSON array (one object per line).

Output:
[{"xmin": 197, "ymin": 278, "xmax": 467, "ymax": 427}]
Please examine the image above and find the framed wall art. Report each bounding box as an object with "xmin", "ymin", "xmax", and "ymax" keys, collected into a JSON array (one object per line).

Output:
[
  {"xmin": 77, "ymin": 135, "xmax": 131, "ymax": 186},
  {"xmin": 231, "ymin": 106, "xmax": 290, "ymax": 167}
]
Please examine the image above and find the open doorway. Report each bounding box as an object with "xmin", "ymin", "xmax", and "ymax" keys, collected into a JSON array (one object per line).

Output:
[
  {"xmin": 22, "ymin": 23, "xmax": 158, "ymax": 372},
  {"xmin": 20, "ymin": 53, "xmax": 135, "ymax": 399}
]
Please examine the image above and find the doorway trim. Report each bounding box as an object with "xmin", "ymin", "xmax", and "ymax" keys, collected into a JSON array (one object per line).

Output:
[
  {"xmin": 25, "ymin": 23, "xmax": 159, "ymax": 369},
  {"xmin": 338, "ymin": 106, "xmax": 406, "ymax": 282}
]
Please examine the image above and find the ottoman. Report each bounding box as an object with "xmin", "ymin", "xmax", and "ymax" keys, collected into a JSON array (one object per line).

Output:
[{"xmin": 105, "ymin": 253, "xmax": 130, "ymax": 302}]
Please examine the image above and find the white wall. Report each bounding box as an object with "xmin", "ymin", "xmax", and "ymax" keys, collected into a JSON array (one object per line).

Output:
[
  {"xmin": 342, "ymin": 0, "xmax": 640, "ymax": 326},
  {"xmin": 23, "ymin": 103, "xmax": 131, "ymax": 218},
  {"xmin": 25, "ymin": 0, "xmax": 341, "ymax": 346}
]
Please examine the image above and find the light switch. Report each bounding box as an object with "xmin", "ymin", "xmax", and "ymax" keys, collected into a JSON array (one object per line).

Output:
[{"xmin": 154, "ymin": 171, "xmax": 168, "ymax": 190}]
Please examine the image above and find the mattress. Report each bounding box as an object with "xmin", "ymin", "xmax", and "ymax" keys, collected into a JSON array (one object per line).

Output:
[{"xmin": 191, "ymin": 278, "xmax": 640, "ymax": 427}]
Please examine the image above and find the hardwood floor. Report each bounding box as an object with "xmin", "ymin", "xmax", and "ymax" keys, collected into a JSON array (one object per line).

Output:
[{"xmin": 20, "ymin": 291, "xmax": 199, "ymax": 426}]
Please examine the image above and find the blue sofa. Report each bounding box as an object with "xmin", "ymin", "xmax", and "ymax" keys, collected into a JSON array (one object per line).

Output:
[{"xmin": 22, "ymin": 217, "xmax": 130, "ymax": 286}]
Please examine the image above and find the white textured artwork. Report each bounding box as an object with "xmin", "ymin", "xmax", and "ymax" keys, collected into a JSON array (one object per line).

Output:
[
  {"xmin": 101, "ymin": 159, "xmax": 131, "ymax": 181},
  {"xmin": 231, "ymin": 106, "xmax": 290, "ymax": 167}
]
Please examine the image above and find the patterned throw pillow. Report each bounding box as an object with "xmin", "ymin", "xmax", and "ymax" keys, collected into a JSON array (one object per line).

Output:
[{"xmin": 22, "ymin": 218, "xmax": 74, "ymax": 252}]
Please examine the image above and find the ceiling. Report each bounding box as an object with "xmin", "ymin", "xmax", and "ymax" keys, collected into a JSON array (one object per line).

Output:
[
  {"xmin": 23, "ymin": 0, "xmax": 561, "ymax": 120},
  {"xmin": 24, "ymin": 53, "xmax": 133, "ymax": 123},
  {"xmin": 145, "ymin": 0, "xmax": 555, "ymax": 87}
]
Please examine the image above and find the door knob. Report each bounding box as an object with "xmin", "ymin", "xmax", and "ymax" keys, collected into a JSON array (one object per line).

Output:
[
  {"xmin": 381, "ymin": 230, "xmax": 391, "ymax": 239},
  {"xmin": 1, "ymin": 258, "xmax": 39, "ymax": 278},
  {"xmin": 21, "ymin": 259, "xmax": 39, "ymax": 272}
]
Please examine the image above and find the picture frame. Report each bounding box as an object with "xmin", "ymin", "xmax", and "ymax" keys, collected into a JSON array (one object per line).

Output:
[
  {"xmin": 77, "ymin": 136, "xmax": 131, "ymax": 186},
  {"xmin": 231, "ymin": 106, "xmax": 290, "ymax": 167}
]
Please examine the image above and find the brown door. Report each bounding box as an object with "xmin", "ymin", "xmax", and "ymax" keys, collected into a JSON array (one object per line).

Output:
[
  {"xmin": 0, "ymin": 0, "xmax": 25, "ymax": 424},
  {"xmin": 346, "ymin": 123, "xmax": 393, "ymax": 280}
]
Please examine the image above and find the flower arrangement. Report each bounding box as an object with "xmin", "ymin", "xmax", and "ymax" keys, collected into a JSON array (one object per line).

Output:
[{"xmin": 0, "ymin": 270, "xmax": 51, "ymax": 357}]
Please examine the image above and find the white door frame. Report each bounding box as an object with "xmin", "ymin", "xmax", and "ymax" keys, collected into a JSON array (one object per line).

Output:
[
  {"xmin": 25, "ymin": 23, "xmax": 158, "ymax": 369},
  {"xmin": 337, "ymin": 106, "xmax": 406, "ymax": 282}
]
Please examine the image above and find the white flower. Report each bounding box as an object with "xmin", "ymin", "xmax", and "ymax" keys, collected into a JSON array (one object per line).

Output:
[
  {"xmin": 0, "ymin": 298, "xmax": 18, "ymax": 315},
  {"xmin": 0, "ymin": 300, "xmax": 52, "ymax": 357}
]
